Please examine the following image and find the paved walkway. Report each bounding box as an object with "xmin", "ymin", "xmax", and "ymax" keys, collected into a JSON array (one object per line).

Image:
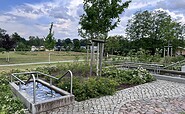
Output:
[
  {"xmin": 46, "ymin": 80, "xmax": 185, "ymax": 114},
  {"xmin": 0, "ymin": 60, "xmax": 85, "ymax": 67}
]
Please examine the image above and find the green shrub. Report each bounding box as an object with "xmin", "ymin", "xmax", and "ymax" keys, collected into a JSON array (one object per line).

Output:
[
  {"xmin": 0, "ymin": 72, "xmax": 25, "ymax": 114},
  {"xmin": 0, "ymin": 48, "xmax": 5, "ymax": 52},
  {"xmin": 57, "ymin": 77, "xmax": 118, "ymax": 101},
  {"xmin": 102, "ymin": 67, "xmax": 156, "ymax": 85},
  {"xmin": 160, "ymin": 56, "xmax": 184, "ymax": 65}
]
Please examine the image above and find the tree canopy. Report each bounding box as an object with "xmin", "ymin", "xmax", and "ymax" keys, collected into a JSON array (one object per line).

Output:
[
  {"xmin": 126, "ymin": 10, "xmax": 185, "ymax": 55},
  {"xmin": 79, "ymin": 0, "xmax": 131, "ymax": 40}
]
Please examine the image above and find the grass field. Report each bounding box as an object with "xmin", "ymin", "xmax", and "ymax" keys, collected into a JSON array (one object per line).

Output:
[
  {"xmin": 0, "ymin": 51, "xmax": 86, "ymax": 64},
  {"xmin": 0, "ymin": 51, "xmax": 86, "ymax": 72}
]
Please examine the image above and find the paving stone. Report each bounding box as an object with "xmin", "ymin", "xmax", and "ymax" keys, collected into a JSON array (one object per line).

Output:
[{"xmin": 45, "ymin": 80, "xmax": 185, "ymax": 114}]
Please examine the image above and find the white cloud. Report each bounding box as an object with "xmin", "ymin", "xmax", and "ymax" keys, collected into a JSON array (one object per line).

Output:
[
  {"xmin": 0, "ymin": 15, "xmax": 16, "ymax": 22},
  {"xmin": 68, "ymin": 0, "xmax": 83, "ymax": 18},
  {"xmin": 1, "ymin": 0, "xmax": 185, "ymax": 39},
  {"xmin": 128, "ymin": 0, "xmax": 160, "ymax": 10},
  {"xmin": 155, "ymin": 8, "xmax": 185, "ymax": 24}
]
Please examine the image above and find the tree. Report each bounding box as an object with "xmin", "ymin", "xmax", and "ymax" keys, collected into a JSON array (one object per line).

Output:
[
  {"xmin": 126, "ymin": 10, "xmax": 185, "ymax": 55},
  {"xmin": 73, "ymin": 39, "xmax": 80, "ymax": 51},
  {"xmin": 12, "ymin": 32, "xmax": 21, "ymax": 43},
  {"xmin": 105, "ymin": 36, "xmax": 120, "ymax": 55},
  {"xmin": 79, "ymin": 0, "xmax": 131, "ymax": 40},
  {"xmin": 63, "ymin": 38, "xmax": 72, "ymax": 51},
  {"xmin": 0, "ymin": 28, "xmax": 7, "ymax": 48},
  {"xmin": 79, "ymin": 0, "xmax": 131, "ymax": 76},
  {"xmin": 2, "ymin": 34, "xmax": 15, "ymax": 62},
  {"xmin": 56, "ymin": 39, "xmax": 62, "ymax": 51},
  {"xmin": 44, "ymin": 22, "xmax": 56, "ymax": 50},
  {"xmin": 105, "ymin": 35, "xmax": 130, "ymax": 55},
  {"xmin": 28, "ymin": 36, "xmax": 44, "ymax": 46},
  {"xmin": 80, "ymin": 39, "xmax": 88, "ymax": 46},
  {"xmin": 2, "ymin": 34, "xmax": 15, "ymax": 51},
  {"xmin": 11, "ymin": 32, "xmax": 30, "ymax": 51}
]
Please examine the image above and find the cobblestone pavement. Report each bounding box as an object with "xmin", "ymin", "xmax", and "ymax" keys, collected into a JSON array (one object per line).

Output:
[
  {"xmin": 119, "ymin": 96, "xmax": 185, "ymax": 114},
  {"xmin": 46, "ymin": 80, "xmax": 185, "ymax": 114}
]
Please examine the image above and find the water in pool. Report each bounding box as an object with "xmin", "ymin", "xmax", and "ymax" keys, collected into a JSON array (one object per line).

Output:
[{"xmin": 20, "ymin": 81, "xmax": 62, "ymax": 101}]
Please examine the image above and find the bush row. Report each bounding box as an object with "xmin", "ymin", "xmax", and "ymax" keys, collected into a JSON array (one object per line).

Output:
[
  {"xmin": 102, "ymin": 67, "xmax": 156, "ymax": 85},
  {"xmin": 58, "ymin": 77, "xmax": 118, "ymax": 101}
]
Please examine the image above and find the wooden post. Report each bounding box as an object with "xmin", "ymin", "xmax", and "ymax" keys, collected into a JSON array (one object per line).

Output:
[
  {"xmin": 90, "ymin": 42, "xmax": 94, "ymax": 76},
  {"xmin": 163, "ymin": 47, "xmax": 165, "ymax": 57},
  {"xmin": 8, "ymin": 52, "xmax": 10, "ymax": 62},
  {"xmin": 96, "ymin": 43, "xmax": 99, "ymax": 76},
  {"xmin": 99, "ymin": 43, "xmax": 104, "ymax": 76},
  {"xmin": 171, "ymin": 46, "xmax": 173, "ymax": 56},
  {"xmin": 49, "ymin": 53, "xmax": 51, "ymax": 65},
  {"xmin": 87, "ymin": 45, "xmax": 89, "ymax": 64},
  {"xmin": 167, "ymin": 41, "xmax": 170, "ymax": 56}
]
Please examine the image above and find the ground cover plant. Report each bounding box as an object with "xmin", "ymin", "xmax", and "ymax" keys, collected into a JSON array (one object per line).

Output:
[{"xmin": 0, "ymin": 71, "xmax": 25, "ymax": 114}]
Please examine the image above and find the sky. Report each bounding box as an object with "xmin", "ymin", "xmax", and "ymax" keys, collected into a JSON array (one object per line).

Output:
[{"xmin": 0, "ymin": 0, "xmax": 185, "ymax": 40}]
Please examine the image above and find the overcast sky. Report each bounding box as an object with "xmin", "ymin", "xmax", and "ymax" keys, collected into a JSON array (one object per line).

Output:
[{"xmin": 0, "ymin": 0, "xmax": 185, "ymax": 40}]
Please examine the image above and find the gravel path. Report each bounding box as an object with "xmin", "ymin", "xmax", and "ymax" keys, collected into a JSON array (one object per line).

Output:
[{"xmin": 45, "ymin": 80, "xmax": 185, "ymax": 114}]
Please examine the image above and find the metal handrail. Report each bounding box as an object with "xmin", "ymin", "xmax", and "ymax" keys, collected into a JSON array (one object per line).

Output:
[
  {"xmin": 164, "ymin": 59, "xmax": 185, "ymax": 69},
  {"xmin": 124, "ymin": 62, "xmax": 163, "ymax": 67},
  {"xmin": 58, "ymin": 70, "xmax": 73, "ymax": 95},
  {"xmin": 35, "ymin": 70, "xmax": 73, "ymax": 95},
  {"xmin": 11, "ymin": 73, "xmax": 36, "ymax": 103},
  {"xmin": 10, "ymin": 70, "xmax": 73, "ymax": 104}
]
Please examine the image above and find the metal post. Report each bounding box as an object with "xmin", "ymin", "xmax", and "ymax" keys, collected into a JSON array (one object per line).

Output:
[
  {"xmin": 68, "ymin": 70, "xmax": 73, "ymax": 95},
  {"xmin": 32, "ymin": 74, "xmax": 36, "ymax": 103},
  {"xmin": 90, "ymin": 42, "xmax": 94, "ymax": 76},
  {"xmin": 50, "ymin": 78, "xmax": 52, "ymax": 86},
  {"xmin": 36, "ymin": 73, "xmax": 38, "ymax": 79},
  {"xmin": 19, "ymin": 82, "xmax": 21, "ymax": 91}
]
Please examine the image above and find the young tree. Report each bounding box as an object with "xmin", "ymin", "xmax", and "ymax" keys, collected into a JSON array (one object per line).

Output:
[
  {"xmin": 44, "ymin": 22, "xmax": 56, "ymax": 50},
  {"xmin": 79, "ymin": 0, "xmax": 131, "ymax": 76},
  {"xmin": 79, "ymin": 0, "xmax": 131, "ymax": 40}
]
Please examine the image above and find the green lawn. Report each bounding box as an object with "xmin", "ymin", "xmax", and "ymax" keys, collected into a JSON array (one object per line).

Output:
[
  {"xmin": 0, "ymin": 51, "xmax": 86, "ymax": 72},
  {"xmin": 0, "ymin": 51, "xmax": 86, "ymax": 64}
]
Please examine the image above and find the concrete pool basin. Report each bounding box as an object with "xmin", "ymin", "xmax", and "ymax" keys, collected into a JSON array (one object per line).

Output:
[{"xmin": 10, "ymin": 71, "xmax": 74, "ymax": 114}]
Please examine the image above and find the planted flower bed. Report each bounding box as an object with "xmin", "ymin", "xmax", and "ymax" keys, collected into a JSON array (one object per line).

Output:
[{"xmin": 0, "ymin": 62, "xmax": 156, "ymax": 113}]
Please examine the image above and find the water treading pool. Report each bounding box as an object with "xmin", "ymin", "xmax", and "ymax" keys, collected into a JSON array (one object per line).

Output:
[{"xmin": 20, "ymin": 81, "xmax": 62, "ymax": 102}]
